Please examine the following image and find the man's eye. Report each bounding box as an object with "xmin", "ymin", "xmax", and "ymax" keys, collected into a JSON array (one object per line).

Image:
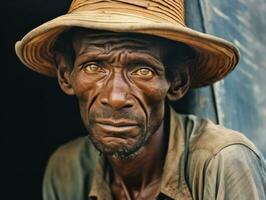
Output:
[
  {"xmin": 82, "ymin": 63, "xmax": 104, "ymax": 73},
  {"xmin": 133, "ymin": 68, "xmax": 154, "ymax": 77}
]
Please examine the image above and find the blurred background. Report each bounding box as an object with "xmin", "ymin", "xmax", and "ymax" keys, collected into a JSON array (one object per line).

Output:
[{"xmin": 1, "ymin": 0, "xmax": 266, "ymax": 199}]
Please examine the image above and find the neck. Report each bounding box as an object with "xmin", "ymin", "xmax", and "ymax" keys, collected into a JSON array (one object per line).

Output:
[{"xmin": 107, "ymin": 121, "xmax": 168, "ymax": 191}]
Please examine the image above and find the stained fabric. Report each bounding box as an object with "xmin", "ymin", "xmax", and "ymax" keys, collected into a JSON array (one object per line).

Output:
[{"xmin": 43, "ymin": 107, "xmax": 266, "ymax": 200}]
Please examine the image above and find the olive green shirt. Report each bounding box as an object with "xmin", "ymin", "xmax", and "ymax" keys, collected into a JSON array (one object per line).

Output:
[{"xmin": 43, "ymin": 107, "xmax": 266, "ymax": 199}]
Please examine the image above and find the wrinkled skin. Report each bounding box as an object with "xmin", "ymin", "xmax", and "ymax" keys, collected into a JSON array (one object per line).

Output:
[
  {"xmin": 76, "ymin": 36, "xmax": 169, "ymax": 158},
  {"xmin": 56, "ymin": 30, "xmax": 191, "ymax": 199}
]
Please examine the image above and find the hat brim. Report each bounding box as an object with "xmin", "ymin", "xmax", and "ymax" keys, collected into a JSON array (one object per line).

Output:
[{"xmin": 15, "ymin": 11, "xmax": 239, "ymax": 88}]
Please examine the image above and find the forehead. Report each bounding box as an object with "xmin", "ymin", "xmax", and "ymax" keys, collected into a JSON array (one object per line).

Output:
[{"xmin": 71, "ymin": 29, "xmax": 173, "ymax": 59}]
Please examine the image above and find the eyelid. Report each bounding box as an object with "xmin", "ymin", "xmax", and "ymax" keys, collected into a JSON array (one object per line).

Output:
[
  {"xmin": 131, "ymin": 64, "xmax": 157, "ymax": 75},
  {"xmin": 80, "ymin": 62, "xmax": 106, "ymax": 73},
  {"xmin": 79, "ymin": 61, "xmax": 100, "ymax": 69},
  {"xmin": 137, "ymin": 66, "xmax": 153, "ymax": 71},
  {"xmin": 130, "ymin": 66, "xmax": 155, "ymax": 78}
]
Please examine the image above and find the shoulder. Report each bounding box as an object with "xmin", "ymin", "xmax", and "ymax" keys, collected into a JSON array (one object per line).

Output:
[
  {"xmin": 178, "ymin": 114, "xmax": 266, "ymax": 199},
  {"xmin": 207, "ymin": 144, "xmax": 265, "ymax": 170},
  {"xmin": 43, "ymin": 137, "xmax": 99, "ymax": 200},
  {"xmin": 180, "ymin": 113, "xmax": 264, "ymax": 171},
  {"xmin": 177, "ymin": 113, "xmax": 260, "ymax": 156},
  {"xmin": 205, "ymin": 144, "xmax": 265, "ymax": 176},
  {"xmin": 188, "ymin": 144, "xmax": 266, "ymax": 199},
  {"xmin": 46, "ymin": 136, "xmax": 98, "ymax": 172},
  {"xmin": 206, "ymin": 145, "xmax": 265, "ymax": 199}
]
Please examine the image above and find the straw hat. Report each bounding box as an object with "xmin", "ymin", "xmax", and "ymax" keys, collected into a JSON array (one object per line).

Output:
[{"xmin": 15, "ymin": 0, "xmax": 239, "ymax": 88}]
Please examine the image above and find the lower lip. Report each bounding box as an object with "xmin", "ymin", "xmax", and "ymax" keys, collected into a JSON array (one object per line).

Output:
[
  {"xmin": 96, "ymin": 123, "xmax": 137, "ymax": 132},
  {"xmin": 102, "ymin": 136, "xmax": 128, "ymax": 143}
]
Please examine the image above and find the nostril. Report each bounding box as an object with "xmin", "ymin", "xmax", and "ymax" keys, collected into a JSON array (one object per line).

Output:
[
  {"xmin": 101, "ymin": 102, "xmax": 108, "ymax": 106},
  {"xmin": 100, "ymin": 96, "xmax": 109, "ymax": 105},
  {"xmin": 124, "ymin": 104, "xmax": 133, "ymax": 108},
  {"xmin": 100, "ymin": 95, "xmax": 134, "ymax": 109},
  {"xmin": 99, "ymin": 89, "xmax": 134, "ymax": 109},
  {"xmin": 100, "ymin": 99, "xmax": 108, "ymax": 106}
]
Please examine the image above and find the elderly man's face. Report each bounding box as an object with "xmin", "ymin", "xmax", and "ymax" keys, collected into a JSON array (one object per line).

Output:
[{"xmin": 57, "ymin": 31, "xmax": 189, "ymax": 158}]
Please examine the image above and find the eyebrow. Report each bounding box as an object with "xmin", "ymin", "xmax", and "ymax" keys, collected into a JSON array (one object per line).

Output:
[
  {"xmin": 75, "ymin": 50, "xmax": 165, "ymax": 71},
  {"xmin": 122, "ymin": 52, "xmax": 165, "ymax": 71}
]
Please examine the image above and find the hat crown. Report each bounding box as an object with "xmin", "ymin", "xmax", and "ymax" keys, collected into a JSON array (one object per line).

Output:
[
  {"xmin": 15, "ymin": 0, "xmax": 239, "ymax": 87},
  {"xmin": 68, "ymin": 0, "xmax": 185, "ymax": 26}
]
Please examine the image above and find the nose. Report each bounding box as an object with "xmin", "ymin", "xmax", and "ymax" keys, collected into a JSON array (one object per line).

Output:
[{"xmin": 100, "ymin": 72, "xmax": 134, "ymax": 110}]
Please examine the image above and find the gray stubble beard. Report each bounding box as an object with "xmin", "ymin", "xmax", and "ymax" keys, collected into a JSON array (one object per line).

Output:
[{"xmin": 86, "ymin": 122, "xmax": 147, "ymax": 160}]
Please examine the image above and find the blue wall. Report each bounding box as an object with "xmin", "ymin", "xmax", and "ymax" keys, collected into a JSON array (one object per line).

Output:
[{"xmin": 185, "ymin": 0, "xmax": 266, "ymax": 156}]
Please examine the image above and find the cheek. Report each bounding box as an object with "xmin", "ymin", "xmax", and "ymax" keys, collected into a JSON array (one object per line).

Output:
[
  {"xmin": 71, "ymin": 71, "xmax": 93, "ymax": 92},
  {"xmin": 70, "ymin": 72, "xmax": 103, "ymax": 118},
  {"xmin": 70, "ymin": 70, "xmax": 103, "ymax": 100},
  {"xmin": 134, "ymin": 78, "xmax": 170, "ymax": 105},
  {"xmin": 133, "ymin": 78, "xmax": 170, "ymax": 125}
]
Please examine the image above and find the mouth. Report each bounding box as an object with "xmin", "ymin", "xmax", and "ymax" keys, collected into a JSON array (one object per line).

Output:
[
  {"xmin": 95, "ymin": 118, "xmax": 137, "ymax": 126},
  {"xmin": 94, "ymin": 119, "xmax": 138, "ymax": 132}
]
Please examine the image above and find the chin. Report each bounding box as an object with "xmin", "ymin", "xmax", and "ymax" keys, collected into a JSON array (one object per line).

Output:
[{"xmin": 88, "ymin": 131, "xmax": 148, "ymax": 159}]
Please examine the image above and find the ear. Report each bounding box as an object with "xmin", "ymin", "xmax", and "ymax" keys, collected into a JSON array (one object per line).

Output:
[
  {"xmin": 167, "ymin": 63, "xmax": 191, "ymax": 101},
  {"xmin": 55, "ymin": 53, "xmax": 75, "ymax": 95}
]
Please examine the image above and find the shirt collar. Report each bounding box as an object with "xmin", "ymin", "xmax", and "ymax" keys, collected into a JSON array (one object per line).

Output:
[
  {"xmin": 89, "ymin": 155, "xmax": 113, "ymax": 200},
  {"xmin": 88, "ymin": 106, "xmax": 192, "ymax": 199},
  {"xmin": 158, "ymin": 106, "xmax": 192, "ymax": 199}
]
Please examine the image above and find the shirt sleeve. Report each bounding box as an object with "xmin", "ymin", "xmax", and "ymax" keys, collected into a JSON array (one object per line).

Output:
[
  {"xmin": 43, "ymin": 147, "xmax": 87, "ymax": 200},
  {"xmin": 42, "ymin": 137, "xmax": 97, "ymax": 200},
  {"xmin": 202, "ymin": 144, "xmax": 266, "ymax": 200}
]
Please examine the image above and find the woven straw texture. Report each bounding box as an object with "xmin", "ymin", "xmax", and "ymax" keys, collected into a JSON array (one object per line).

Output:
[{"xmin": 15, "ymin": 0, "xmax": 239, "ymax": 88}]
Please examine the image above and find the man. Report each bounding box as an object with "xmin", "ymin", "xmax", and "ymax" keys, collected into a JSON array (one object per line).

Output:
[{"xmin": 15, "ymin": 0, "xmax": 266, "ymax": 199}]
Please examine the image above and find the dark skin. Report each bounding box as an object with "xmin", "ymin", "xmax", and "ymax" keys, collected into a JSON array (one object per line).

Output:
[{"xmin": 55, "ymin": 30, "xmax": 191, "ymax": 200}]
